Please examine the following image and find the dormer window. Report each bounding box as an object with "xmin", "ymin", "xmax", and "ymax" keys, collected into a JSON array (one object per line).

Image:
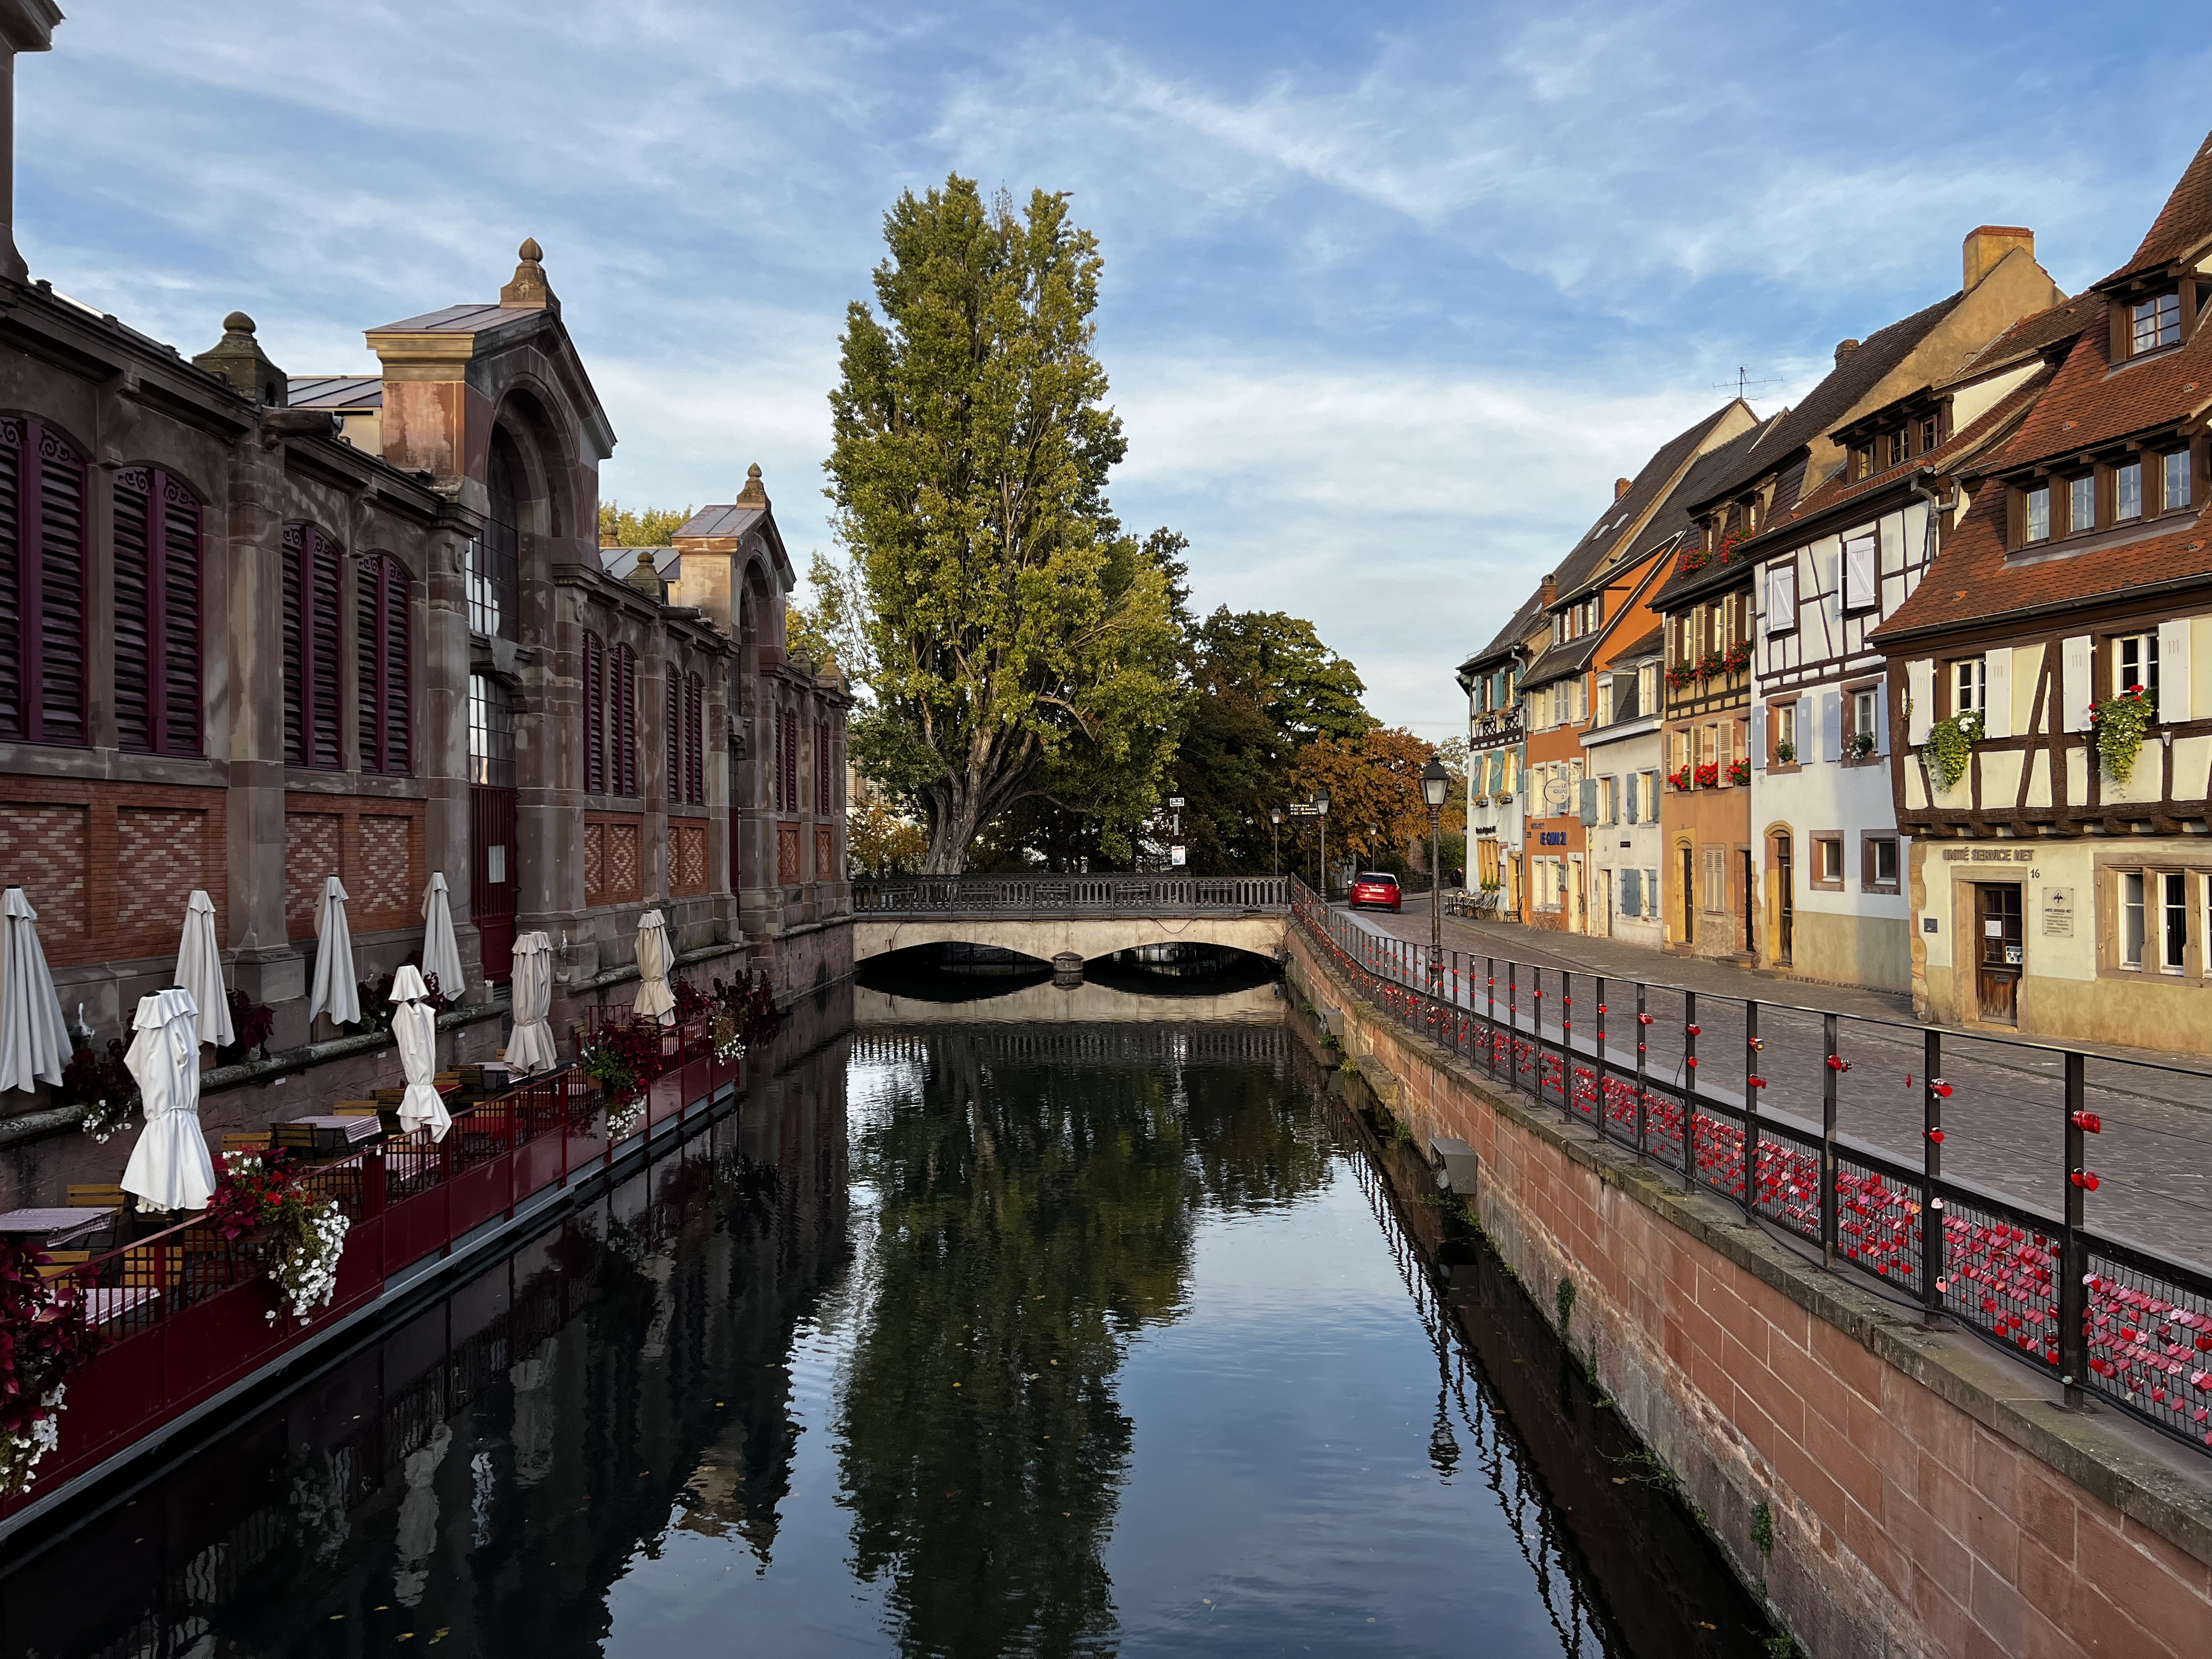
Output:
[
  {"xmin": 2067, "ymin": 474, "xmax": 2095, "ymax": 534},
  {"xmin": 1851, "ymin": 446, "xmax": 1874, "ymax": 481},
  {"xmin": 2164, "ymin": 447, "xmax": 2195, "ymax": 512},
  {"xmin": 2024, "ymin": 484, "xmax": 2052, "ymax": 543},
  {"xmin": 2131, "ymin": 291, "xmax": 2182, "ymax": 354},
  {"xmin": 1919, "ymin": 416, "xmax": 1939, "ymax": 453},
  {"xmin": 2115, "ymin": 460, "xmax": 2143, "ymax": 521},
  {"xmin": 1887, "ymin": 430, "xmax": 1907, "ymax": 467}
]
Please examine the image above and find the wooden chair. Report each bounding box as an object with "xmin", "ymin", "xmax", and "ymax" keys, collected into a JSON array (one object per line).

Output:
[
  {"xmin": 35, "ymin": 1249, "xmax": 89, "ymax": 1281},
  {"xmin": 221, "ymin": 1131, "xmax": 270, "ymax": 1154},
  {"xmin": 65, "ymin": 1183, "xmax": 126, "ymax": 1209}
]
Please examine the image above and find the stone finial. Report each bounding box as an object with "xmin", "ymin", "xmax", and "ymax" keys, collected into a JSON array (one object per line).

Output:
[
  {"xmin": 625, "ymin": 549, "xmax": 664, "ymax": 599},
  {"xmin": 735, "ymin": 462, "xmax": 768, "ymax": 507},
  {"xmin": 500, "ymin": 237, "xmax": 559, "ymax": 315},
  {"xmin": 192, "ymin": 309, "xmax": 288, "ymax": 407}
]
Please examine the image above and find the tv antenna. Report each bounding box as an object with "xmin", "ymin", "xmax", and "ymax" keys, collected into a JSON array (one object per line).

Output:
[{"xmin": 1715, "ymin": 366, "xmax": 1782, "ymax": 401}]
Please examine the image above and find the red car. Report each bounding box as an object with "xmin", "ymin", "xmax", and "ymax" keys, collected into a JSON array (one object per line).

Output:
[{"xmin": 1349, "ymin": 872, "xmax": 1401, "ymax": 911}]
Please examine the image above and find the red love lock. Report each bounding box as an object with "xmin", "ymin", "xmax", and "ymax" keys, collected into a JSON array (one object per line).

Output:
[
  {"xmin": 1684, "ymin": 1024, "xmax": 1700, "ymax": 1036},
  {"xmin": 1749, "ymin": 1077, "xmax": 1767, "ymax": 1089},
  {"xmin": 1827, "ymin": 1055, "xmax": 1850, "ymax": 1072},
  {"xmin": 2070, "ymin": 1170, "xmax": 2101, "ymax": 1191},
  {"xmin": 1637, "ymin": 1013, "xmax": 1653, "ymax": 1026},
  {"xmin": 1686, "ymin": 1057, "xmax": 1698, "ymax": 1068},
  {"xmin": 1931, "ymin": 1081, "xmax": 1953, "ymax": 1098},
  {"xmin": 2070, "ymin": 1110, "xmax": 2101, "ymax": 1134}
]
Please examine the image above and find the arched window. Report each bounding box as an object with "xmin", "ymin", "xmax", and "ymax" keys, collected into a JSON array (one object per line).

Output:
[
  {"xmin": 611, "ymin": 642, "xmax": 638, "ymax": 797},
  {"xmin": 582, "ymin": 630, "xmax": 606, "ymax": 794},
  {"xmin": 113, "ymin": 465, "xmax": 201, "ymax": 755},
  {"xmin": 281, "ymin": 521, "xmax": 343, "ymax": 769},
  {"xmin": 0, "ymin": 416, "xmax": 88, "ymax": 745},
  {"xmin": 357, "ymin": 553, "xmax": 410, "ymax": 774},
  {"xmin": 472, "ymin": 429, "xmax": 523, "ymax": 639}
]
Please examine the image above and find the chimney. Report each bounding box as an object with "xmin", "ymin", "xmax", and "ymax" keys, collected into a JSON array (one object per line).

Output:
[
  {"xmin": 0, "ymin": 6, "xmax": 60, "ymax": 285},
  {"xmin": 1540, "ymin": 572, "xmax": 1557, "ymax": 607},
  {"xmin": 1834, "ymin": 338, "xmax": 1859, "ymax": 367},
  {"xmin": 1614, "ymin": 477, "xmax": 1631, "ymax": 500},
  {"xmin": 499, "ymin": 236, "xmax": 559, "ymax": 315},
  {"xmin": 1963, "ymin": 225, "xmax": 2034, "ymax": 291},
  {"xmin": 192, "ymin": 312, "xmax": 288, "ymax": 407}
]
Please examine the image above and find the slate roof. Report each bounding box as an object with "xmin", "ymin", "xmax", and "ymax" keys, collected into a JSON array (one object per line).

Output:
[
  {"xmin": 674, "ymin": 503, "xmax": 766, "ymax": 541},
  {"xmin": 2096, "ymin": 128, "xmax": 2212, "ymax": 290},
  {"xmin": 1685, "ymin": 291, "xmax": 1968, "ymax": 514},
  {"xmin": 366, "ymin": 304, "xmax": 546, "ymax": 337},
  {"xmin": 600, "ymin": 546, "xmax": 681, "ymax": 577},
  {"xmin": 286, "ymin": 375, "xmax": 383, "ymax": 410}
]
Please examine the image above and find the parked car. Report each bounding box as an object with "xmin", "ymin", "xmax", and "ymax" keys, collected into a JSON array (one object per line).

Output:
[{"xmin": 1349, "ymin": 872, "xmax": 1401, "ymax": 912}]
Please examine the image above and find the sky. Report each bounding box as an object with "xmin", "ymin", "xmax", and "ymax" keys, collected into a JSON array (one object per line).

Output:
[{"xmin": 17, "ymin": 2, "xmax": 2212, "ymax": 737}]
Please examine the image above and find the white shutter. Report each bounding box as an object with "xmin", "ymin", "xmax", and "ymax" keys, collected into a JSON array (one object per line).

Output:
[
  {"xmin": 1844, "ymin": 535, "xmax": 1877, "ymax": 611},
  {"xmin": 2159, "ymin": 618, "xmax": 2191, "ymax": 723},
  {"xmin": 1907, "ymin": 659, "xmax": 1934, "ymax": 745},
  {"xmin": 1984, "ymin": 650, "xmax": 2013, "ymax": 740},
  {"xmin": 1752, "ymin": 702, "xmax": 1767, "ymax": 769},
  {"xmin": 1768, "ymin": 562, "xmax": 1797, "ymax": 632},
  {"xmin": 2062, "ymin": 635, "xmax": 2093, "ymax": 733},
  {"xmin": 1823, "ymin": 688, "xmax": 1844, "ymax": 761}
]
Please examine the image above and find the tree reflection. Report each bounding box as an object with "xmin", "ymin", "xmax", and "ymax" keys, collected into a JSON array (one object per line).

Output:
[{"xmin": 836, "ymin": 1027, "xmax": 1325, "ymax": 1658}]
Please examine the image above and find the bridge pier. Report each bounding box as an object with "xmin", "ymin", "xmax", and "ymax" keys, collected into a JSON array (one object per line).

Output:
[{"xmin": 1051, "ymin": 951, "xmax": 1086, "ymax": 986}]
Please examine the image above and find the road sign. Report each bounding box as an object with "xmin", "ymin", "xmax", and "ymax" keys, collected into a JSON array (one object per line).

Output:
[
  {"xmin": 1167, "ymin": 796, "xmax": 1185, "ymax": 807},
  {"xmin": 1286, "ymin": 803, "xmax": 1322, "ymax": 816},
  {"xmin": 1171, "ymin": 845, "xmax": 1187, "ymax": 867}
]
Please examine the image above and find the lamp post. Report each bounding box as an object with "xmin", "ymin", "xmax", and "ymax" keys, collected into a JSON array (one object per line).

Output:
[
  {"xmin": 1270, "ymin": 807, "xmax": 1282, "ymax": 878},
  {"xmin": 1314, "ymin": 786, "xmax": 1331, "ymax": 901},
  {"xmin": 1422, "ymin": 756, "xmax": 1451, "ymax": 980}
]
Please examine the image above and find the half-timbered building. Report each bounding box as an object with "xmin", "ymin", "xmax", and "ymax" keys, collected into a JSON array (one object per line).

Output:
[{"xmin": 1875, "ymin": 139, "xmax": 2212, "ymax": 1054}]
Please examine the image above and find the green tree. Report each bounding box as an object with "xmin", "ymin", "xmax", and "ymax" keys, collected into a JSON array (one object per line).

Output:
[
  {"xmin": 827, "ymin": 176, "xmax": 1181, "ymax": 872},
  {"xmin": 598, "ymin": 502, "xmax": 692, "ymax": 546}
]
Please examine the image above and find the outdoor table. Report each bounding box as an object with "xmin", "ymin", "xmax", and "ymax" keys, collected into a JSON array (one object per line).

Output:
[{"xmin": 0, "ymin": 1206, "xmax": 118, "ymax": 1249}]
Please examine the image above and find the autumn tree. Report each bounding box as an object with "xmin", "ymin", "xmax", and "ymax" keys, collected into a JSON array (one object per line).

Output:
[
  {"xmin": 1291, "ymin": 726, "xmax": 1463, "ymax": 877},
  {"xmin": 827, "ymin": 176, "xmax": 1181, "ymax": 872},
  {"xmin": 597, "ymin": 501, "xmax": 691, "ymax": 546}
]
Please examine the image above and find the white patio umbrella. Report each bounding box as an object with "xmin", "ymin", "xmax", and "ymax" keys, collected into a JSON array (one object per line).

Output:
[
  {"xmin": 389, "ymin": 966, "xmax": 450, "ymax": 1141},
  {"xmin": 121, "ymin": 987, "xmax": 216, "ymax": 1213},
  {"xmin": 633, "ymin": 910, "xmax": 676, "ymax": 1026},
  {"xmin": 419, "ymin": 873, "xmax": 465, "ymax": 1005},
  {"xmin": 173, "ymin": 888, "xmax": 233, "ymax": 1050},
  {"xmin": 0, "ymin": 886, "xmax": 69, "ymax": 1094},
  {"xmin": 503, "ymin": 932, "xmax": 559, "ymax": 1074},
  {"xmin": 307, "ymin": 876, "xmax": 361, "ymax": 1031}
]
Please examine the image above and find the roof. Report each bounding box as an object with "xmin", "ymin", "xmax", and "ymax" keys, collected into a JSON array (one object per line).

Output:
[
  {"xmin": 600, "ymin": 546, "xmax": 680, "ymax": 577},
  {"xmin": 1642, "ymin": 416, "xmax": 1795, "ymax": 611},
  {"xmin": 1942, "ymin": 298, "xmax": 2091, "ymax": 387},
  {"xmin": 365, "ymin": 303, "xmax": 547, "ymax": 336},
  {"xmin": 2097, "ymin": 128, "xmax": 2212, "ymax": 290},
  {"xmin": 1521, "ymin": 632, "xmax": 1600, "ymax": 690},
  {"xmin": 1610, "ymin": 623, "xmax": 1665, "ymax": 664},
  {"xmin": 1686, "ymin": 290, "xmax": 1968, "ymax": 513},
  {"xmin": 1458, "ymin": 586, "xmax": 1546, "ymax": 674},
  {"xmin": 286, "ymin": 375, "xmax": 382, "ymax": 410},
  {"xmin": 674, "ymin": 504, "xmax": 766, "ymax": 541},
  {"xmin": 1979, "ymin": 301, "xmax": 2212, "ymax": 476}
]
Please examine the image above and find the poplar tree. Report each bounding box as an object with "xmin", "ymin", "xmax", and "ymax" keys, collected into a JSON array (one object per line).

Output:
[{"xmin": 827, "ymin": 176, "xmax": 1180, "ymax": 872}]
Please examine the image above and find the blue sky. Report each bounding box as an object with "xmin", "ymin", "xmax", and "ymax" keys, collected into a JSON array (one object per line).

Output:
[{"xmin": 18, "ymin": 3, "xmax": 2211, "ymax": 735}]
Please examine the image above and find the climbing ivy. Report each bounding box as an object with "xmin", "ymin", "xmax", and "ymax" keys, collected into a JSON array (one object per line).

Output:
[
  {"xmin": 1923, "ymin": 708, "xmax": 1984, "ymax": 792},
  {"xmin": 2091, "ymin": 685, "xmax": 2157, "ymax": 784}
]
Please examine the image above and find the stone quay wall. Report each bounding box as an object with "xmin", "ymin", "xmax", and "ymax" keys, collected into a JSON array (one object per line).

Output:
[{"xmin": 1287, "ymin": 930, "xmax": 2212, "ymax": 1659}]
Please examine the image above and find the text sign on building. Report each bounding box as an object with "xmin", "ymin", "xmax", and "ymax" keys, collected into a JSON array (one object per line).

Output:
[
  {"xmin": 1537, "ymin": 831, "xmax": 1567, "ymax": 846},
  {"xmin": 1940, "ymin": 847, "xmax": 2034, "ymax": 863},
  {"xmin": 2042, "ymin": 886, "xmax": 2074, "ymax": 938}
]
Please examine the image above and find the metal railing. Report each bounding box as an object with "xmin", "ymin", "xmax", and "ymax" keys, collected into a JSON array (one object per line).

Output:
[
  {"xmin": 1290, "ymin": 879, "xmax": 2212, "ymax": 1459},
  {"xmin": 853, "ymin": 873, "xmax": 1288, "ymax": 915}
]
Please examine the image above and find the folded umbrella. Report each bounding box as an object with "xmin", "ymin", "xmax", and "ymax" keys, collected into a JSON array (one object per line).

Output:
[
  {"xmin": 173, "ymin": 888, "xmax": 233, "ymax": 1050},
  {"xmin": 121, "ymin": 987, "xmax": 216, "ymax": 1213},
  {"xmin": 420, "ymin": 874, "xmax": 465, "ymax": 1006},
  {"xmin": 0, "ymin": 886, "xmax": 69, "ymax": 1094},
  {"xmin": 389, "ymin": 966, "xmax": 450, "ymax": 1141},
  {"xmin": 307, "ymin": 877, "xmax": 361, "ymax": 1031},
  {"xmin": 633, "ymin": 910, "xmax": 675, "ymax": 1026},
  {"xmin": 503, "ymin": 932, "xmax": 559, "ymax": 1074}
]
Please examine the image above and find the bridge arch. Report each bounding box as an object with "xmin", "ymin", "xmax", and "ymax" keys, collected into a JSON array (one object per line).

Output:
[{"xmin": 850, "ymin": 874, "xmax": 1290, "ymax": 970}]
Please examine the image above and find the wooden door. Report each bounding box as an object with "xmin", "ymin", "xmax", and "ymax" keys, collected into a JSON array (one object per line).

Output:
[
  {"xmin": 1775, "ymin": 837, "xmax": 1794, "ymax": 964},
  {"xmin": 1679, "ymin": 846, "xmax": 1695, "ymax": 946},
  {"xmin": 1975, "ymin": 883, "xmax": 2023, "ymax": 1025}
]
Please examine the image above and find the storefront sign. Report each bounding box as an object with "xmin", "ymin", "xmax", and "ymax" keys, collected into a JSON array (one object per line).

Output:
[
  {"xmin": 2042, "ymin": 886, "xmax": 2074, "ymax": 938},
  {"xmin": 1538, "ymin": 831, "xmax": 1568, "ymax": 846},
  {"xmin": 1941, "ymin": 847, "xmax": 2034, "ymax": 862}
]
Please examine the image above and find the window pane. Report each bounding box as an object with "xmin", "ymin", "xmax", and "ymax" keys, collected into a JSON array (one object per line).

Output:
[
  {"xmin": 2166, "ymin": 450, "xmax": 2193, "ymax": 510},
  {"xmin": 2123, "ymin": 872, "xmax": 2145, "ymax": 967},
  {"xmin": 467, "ymin": 673, "xmax": 516, "ymax": 788},
  {"xmin": 2068, "ymin": 476, "xmax": 2094, "ymax": 533},
  {"xmin": 2164, "ymin": 872, "xmax": 2187, "ymax": 969},
  {"xmin": 1874, "ymin": 838, "xmax": 1898, "ymax": 883},
  {"xmin": 2116, "ymin": 461, "xmax": 2142, "ymax": 521},
  {"xmin": 2132, "ymin": 293, "xmax": 2182, "ymax": 352},
  {"xmin": 2026, "ymin": 487, "xmax": 2050, "ymax": 541}
]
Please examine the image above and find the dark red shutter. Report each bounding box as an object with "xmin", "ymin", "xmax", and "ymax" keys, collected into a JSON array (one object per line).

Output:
[
  {"xmin": 666, "ymin": 670, "xmax": 681, "ymax": 800},
  {"xmin": 686, "ymin": 674, "xmax": 704, "ymax": 805},
  {"xmin": 583, "ymin": 631, "xmax": 604, "ymax": 793},
  {"xmin": 356, "ymin": 555, "xmax": 409, "ymax": 774},
  {"xmin": 159, "ymin": 474, "xmax": 201, "ymax": 755},
  {"xmin": 381, "ymin": 556, "xmax": 409, "ymax": 773},
  {"xmin": 613, "ymin": 644, "xmax": 638, "ymax": 796},
  {"xmin": 309, "ymin": 529, "xmax": 340, "ymax": 768},
  {"xmin": 781, "ymin": 710, "xmax": 797, "ymax": 815},
  {"xmin": 0, "ymin": 420, "xmax": 19, "ymax": 741},
  {"xmin": 113, "ymin": 469, "xmax": 153, "ymax": 752},
  {"xmin": 357, "ymin": 561, "xmax": 380, "ymax": 768},
  {"xmin": 282, "ymin": 524, "xmax": 304, "ymax": 764},
  {"xmin": 33, "ymin": 427, "xmax": 85, "ymax": 744}
]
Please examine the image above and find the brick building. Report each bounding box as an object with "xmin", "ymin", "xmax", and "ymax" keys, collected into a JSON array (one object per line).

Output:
[{"xmin": 0, "ymin": 8, "xmax": 848, "ymax": 1190}]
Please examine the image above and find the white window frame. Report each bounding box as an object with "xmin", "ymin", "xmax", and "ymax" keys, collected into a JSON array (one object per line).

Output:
[
  {"xmin": 2164, "ymin": 449, "xmax": 2194, "ymax": 513},
  {"xmin": 2121, "ymin": 870, "xmax": 2147, "ymax": 969},
  {"xmin": 2115, "ymin": 632, "xmax": 2159, "ymax": 703},
  {"xmin": 2068, "ymin": 474, "xmax": 2095, "ymax": 536},
  {"xmin": 2116, "ymin": 460, "xmax": 2143, "ymax": 522},
  {"xmin": 1953, "ymin": 657, "xmax": 1986, "ymax": 716}
]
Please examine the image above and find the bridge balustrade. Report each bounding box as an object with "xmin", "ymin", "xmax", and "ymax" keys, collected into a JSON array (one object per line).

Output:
[{"xmin": 853, "ymin": 873, "xmax": 1287, "ymax": 915}]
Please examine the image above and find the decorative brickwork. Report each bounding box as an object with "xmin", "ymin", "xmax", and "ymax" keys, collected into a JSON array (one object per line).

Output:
[
  {"xmin": 285, "ymin": 812, "xmax": 342, "ymax": 938},
  {"xmin": 778, "ymin": 820, "xmax": 800, "ymax": 885},
  {"xmin": 115, "ymin": 807, "xmax": 209, "ymax": 947},
  {"xmin": 583, "ymin": 814, "xmax": 643, "ymax": 906},
  {"xmin": 357, "ymin": 815, "xmax": 411, "ymax": 920},
  {"xmin": 0, "ymin": 802, "xmax": 87, "ymax": 946},
  {"xmin": 583, "ymin": 822, "xmax": 605, "ymax": 905},
  {"xmin": 672, "ymin": 822, "xmax": 707, "ymax": 895},
  {"xmin": 815, "ymin": 824, "xmax": 833, "ymax": 881}
]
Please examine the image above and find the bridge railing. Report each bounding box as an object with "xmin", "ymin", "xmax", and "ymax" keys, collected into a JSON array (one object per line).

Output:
[{"xmin": 852, "ymin": 873, "xmax": 1288, "ymax": 915}]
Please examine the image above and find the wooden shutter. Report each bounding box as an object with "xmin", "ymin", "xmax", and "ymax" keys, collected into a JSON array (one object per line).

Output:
[
  {"xmin": 33, "ymin": 426, "xmax": 85, "ymax": 744},
  {"xmin": 2060, "ymin": 636, "xmax": 2093, "ymax": 733},
  {"xmin": 357, "ymin": 554, "xmax": 409, "ymax": 774},
  {"xmin": 685, "ymin": 673, "xmax": 704, "ymax": 805},
  {"xmin": 0, "ymin": 420, "xmax": 18, "ymax": 740},
  {"xmin": 282, "ymin": 523, "xmax": 304, "ymax": 763},
  {"xmin": 116, "ymin": 468, "xmax": 204, "ymax": 755},
  {"xmin": 309, "ymin": 529, "xmax": 340, "ymax": 767},
  {"xmin": 666, "ymin": 671, "xmax": 681, "ymax": 799},
  {"xmin": 2159, "ymin": 618, "xmax": 2191, "ymax": 724},
  {"xmin": 159, "ymin": 474, "xmax": 202, "ymax": 754},
  {"xmin": 613, "ymin": 643, "xmax": 638, "ymax": 796},
  {"xmin": 781, "ymin": 710, "xmax": 797, "ymax": 813},
  {"xmin": 114, "ymin": 468, "xmax": 153, "ymax": 751},
  {"xmin": 1907, "ymin": 659, "xmax": 1934, "ymax": 745},
  {"xmin": 582, "ymin": 631, "xmax": 605, "ymax": 794},
  {"xmin": 1983, "ymin": 651, "xmax": 2013, "ymax": 740}
]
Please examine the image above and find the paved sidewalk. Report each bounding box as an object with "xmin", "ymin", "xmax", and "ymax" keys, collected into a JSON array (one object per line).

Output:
[{"xmin": 1317, "ymin": 896, "xmax": 2212, "ymax": 1270}]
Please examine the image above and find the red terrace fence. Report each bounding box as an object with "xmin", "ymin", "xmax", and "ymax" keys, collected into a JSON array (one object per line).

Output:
[
  {"xmin": 1290, "ymin": 880, "xmax": 2212, "ymax": 1459},
  {"xmin": 6, "ymin": 1015, "xmax": 740, "ymax": 1525}
]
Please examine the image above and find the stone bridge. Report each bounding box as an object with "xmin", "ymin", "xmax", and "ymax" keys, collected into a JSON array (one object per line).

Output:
[{"xmin": 851, "ymin": 874, "xmax": 1288, "ymax": 971}]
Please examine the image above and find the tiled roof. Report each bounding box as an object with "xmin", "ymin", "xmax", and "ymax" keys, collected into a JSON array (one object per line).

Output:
[
  {"xmin": 1521, "ymin": 632, "xmax": 1600, "ymax": 689},
  {"xmin": 1982, "ymin": 306, "xmax": 2212, "ymax": 474},
  {"xmin": 1944, "ymin": 298, "xmax": 2090, "ymax": 385},
  {"xmin": 1642, "ymin": 417, "xmax": 1792, "ymax": 612},
  {"xmin": 2097, "ymin": 128, "xmax": 2212, "ymax": 290},
  {"xmin": 1687, "ymin": 291, "xmax": 1967, "ymax": 513},
  {"xmin": 286, "ymin": 375, "xmax": 382, "ymax": 410}
]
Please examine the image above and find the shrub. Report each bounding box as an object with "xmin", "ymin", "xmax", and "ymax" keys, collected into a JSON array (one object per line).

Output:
[
  {"xmin": 204, "ymin": 1152, "xmax": 349, "ymax": 1326},
  {"xmin": 2091, "ymin": 684, "xmax": 2156, "ymax": 783},
  {"xmin": 0, "ymin": 1234, "xmax": 100, "ymax": 1495},
  {"xmin": 1726, "ymin": 758, "xmax": 1751, "ymax": 787},
  {"xmin": 58, "ymin": 1036, "xmax": 137, "ymax": 1143},
  {"xmin": 1924, "ymin": 708, "xmax": 1983, "ymax": 791},
  {"xmin": 217, "ymin": 989, "xmax": 275, "ymax": 1067}
]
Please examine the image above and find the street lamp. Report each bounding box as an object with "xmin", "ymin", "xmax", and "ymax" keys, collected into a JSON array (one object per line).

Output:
[
  {"xmin": 1270, "ymin": 806, "xmax": 1282, "ymax": 878},
  {"xmin": 1314, "ymin": 786, "xmax": 1331, "ymax": 900},
  {"xmin": 1422, "ymin": 757, "xmax": 1452, "ymax": 978}
]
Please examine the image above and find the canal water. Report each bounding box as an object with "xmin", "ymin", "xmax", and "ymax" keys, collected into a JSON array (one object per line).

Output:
[{"xmin": 1, "ymin": 975, "xmax": 1776, "ymax": 1658}]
